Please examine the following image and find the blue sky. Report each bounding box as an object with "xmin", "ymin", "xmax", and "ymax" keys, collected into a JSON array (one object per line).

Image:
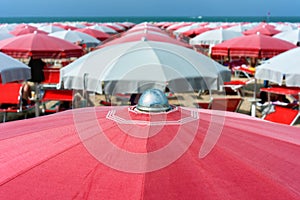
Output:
[{"xmin": 0, "ymin": 0, "xmax": 299, "ymax": 17}]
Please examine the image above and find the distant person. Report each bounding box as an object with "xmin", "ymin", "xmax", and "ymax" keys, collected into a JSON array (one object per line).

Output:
[
  {"xmin": 21, "ymin": 82, "xmax": 32, "ymax": 106},
  {"xmin": 28, "ymin": 57, "xmax": 46, "ymax": 83}
]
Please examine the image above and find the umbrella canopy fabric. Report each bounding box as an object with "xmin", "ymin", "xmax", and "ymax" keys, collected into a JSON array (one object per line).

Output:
[
  {"xmin": 273, "ymin": 29, "xmax": 300, "ymax": 45},
  {"xmin": 1, "ymin": 106, "xmax": 300, "ymax": 199},
  {"xmin": 88, "ymin": 24, "xmax": 118, "ymax": 34},
  {"xmin": 0, "ymin": 52, "xmax": 31, "ymax": 83},
  {"xmin": 255, "ymin": 47, "xmax": 300, "ymax": 86},
  {"xmin": 60, "ymin": 41, "xmax": 231, "ymax": 94},
  {"xmin": 10, "ymin": 27, "xmax": 47, "ymax": 36},
  {"xmin": 0, "ymin": 32, "xmax": 83, "ymax": 59},
  {"xmin": 243, "ymin": 23, "xmax": 281, "ymax": 36},
  {"xmin": 211, "ymin": 33, "xmax": 297, "ymax": 59},
  {"xmin": 0, "ymin": 32, "xmax": 14, "ymax": 41},
  {"xmin": 189, "ymin": 28, "xmax": 243, "ymax": 46},
  {"xmin": 74, "ymin": 28, "xmax": 111, "ymax": 41},
  {"xmin": 37, "ymin": 24, "xmax": 65, "ymax": 33},
  {"xmin": 49, "ymin": 30, "xmax": 101, "ymax": 47},
  {"xmin": 98, "ymin": 30, "xmax": 191, "ymax": 49}
]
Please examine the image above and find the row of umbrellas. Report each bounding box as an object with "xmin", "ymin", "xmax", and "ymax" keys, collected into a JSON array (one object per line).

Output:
[{"xmin": 59, "ymin": 23, "xmax": 231, "ymax": 94}]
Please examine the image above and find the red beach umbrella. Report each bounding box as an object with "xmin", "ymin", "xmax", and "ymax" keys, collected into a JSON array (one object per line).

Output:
[
  {"xmin": 182, "ymin": 27, "xmax": 213, "ymax": 38},
  {"xmin": 74, "ymin": 28, "xmax": 111, "ymax": 41},
  {"xmin": 243, "ymin": 22, "xmax": 281, "ymax": 36},
  {"xmin": 0, "ymin": 32, "xmax": 83, "ymax": 59},
  {"xmin": 98, "ymin": 30, "xmax": 191, "ymax": 49},
  {"xmin": 0, "ymin": 101, "xmax": 300, "ymax": 199},
  {"xmin": 10, "ymin": 26, "xmax": 47, "ymax": 36},
  {"xmin": 211, "ymin": 33, "xmax": 297, "ymax": 59}
]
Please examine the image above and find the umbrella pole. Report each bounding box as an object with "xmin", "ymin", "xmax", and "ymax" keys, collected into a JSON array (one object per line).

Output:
[{"xmin": 250, "ymin": 78, "xmax": 258, "ymax": 117}]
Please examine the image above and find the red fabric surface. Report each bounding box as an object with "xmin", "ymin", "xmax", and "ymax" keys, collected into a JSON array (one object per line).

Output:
[
  {"xmin": 42, "ymin": 89, "xmax": 73, "ymax": 101},
  {"xmin": 0, "ymin": 106, "xmax": 300, "ymax": 199},
  {"xmin": 42, "ymin": 69, "xmax": 60, "ymax": 84},
  {"xmin": 0, "ymin": 83, "xmax": 22, "ymax": 104},
  {"xmin": 264, "ymin": 106, "xmax": 299, "ymax": 125},
  {"xmin": 182, "ymin": 27, "xmax": 213, "ymax": 37},
  {"xmin": 0, "ymin": 33, "xmax": 83, "ymax": 59},
  {"xmin": 98, "ymin": 31, "xmax": 191, "ymax": 49},
  {"xmin": 260, "ymin": 86, "xmax": 300, "ymax": 95},
  {"xmin": 211, "ymin": 34, "xmax": 297, "ymax": 58},
  {"xmin": 75, "ymin": 28, "xmax": 111, "ymax": 41}
]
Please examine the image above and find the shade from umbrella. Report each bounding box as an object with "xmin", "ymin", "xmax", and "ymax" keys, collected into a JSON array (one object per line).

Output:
[
  {"xmin": 0, "ymin": 52, "xmax": 31, "ymax": 83},
  {"xmin": 60, "ymin": 41, "xmax": 231, "ymax": 94},
  {"xmin": 255, "ymin": 47, "xmax": 300, "ymax": 86},
  {"xmin": 0, "ymin": 105, "xmax": 300, "ymax": 199},
  {"xmin": 0, "ymin": 32, "xmax": 83, "ymax": 59},
  {"xmin": 49, "ymin": 30, "xmax": 101, "ymax": 47},
  {"xmin": 211, "ymin": 33, "xmax": 297, "ymax": 59}
]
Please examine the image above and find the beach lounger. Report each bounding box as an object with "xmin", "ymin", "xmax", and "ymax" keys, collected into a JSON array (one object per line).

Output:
[
  {"xmin": 42, "ymin": 68, "xmax": 60, "ymax": 88},
  {"xmin": 263, "ymin": 105, "xmax": 299, "ymax": 125},
  {"xmin": 41, "ymin": 89, "xmax": 73, "ymax": 114},
  {"xmin": 208, "ymin": 96, "xmax": 243, "ymax": 112},
  {"xmin": 260, "ymin": 86, "xmax": 300, "ymax": 125},
  {"xmin": 0, "ymin": 83, "xmax": 34, "ymax": 122},
  {"xmin": 197, "ymin": 96, "xmax": 243, "ymax": 112}
]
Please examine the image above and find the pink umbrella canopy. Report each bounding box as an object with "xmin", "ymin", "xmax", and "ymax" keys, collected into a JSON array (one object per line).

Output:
[
  {"xmin": 181, "ymin": 27, "xmax": 213, "ymax": 38},
  {"xmin": 243, "ymin": 22, "xmax": 281, "ymax": 36},
  {"xmin": 211, "ymin": 33, "xmax": 297, "ymax": 59},
  {"xmin": 1, "ymin": 101, "xmax": 300, "ymax": 199},
  {"xmin": 10, "ymin": 26, "xmax": 48, "ymax": 36},
  {"xmin": 97, "ymin": 30, "xmax": 191, "ymax": 49},
  {"xmin": 0, "ymin": 32, "xmax": 83, "ymax": 59}
]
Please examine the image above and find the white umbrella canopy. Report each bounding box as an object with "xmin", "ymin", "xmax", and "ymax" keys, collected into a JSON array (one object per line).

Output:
[
  {"xmin": 189, "ymin": 28, "xmax": 243, "ymax": 46},
  {"xmin": 255, "ymin": 47, "xmax": 300, "ymax": 86},
  {"xmin": 273, "ymin": 29, "xmax": 300, "ymax": 45},
  {"xmin": 0, "ymin": 52, "xmax": 31, "ymax": 83},
  {"xmin": 60, "ymin": 41, "xmax": 231, "ymax": 94},
  {"xmin": 88, "ymin": 24, "xmax": 118, "ymax": 34},
  {"xmin": 38, "ymin": 24, "xmax": 65, "ymax": 33},
  {"xmin": 0, "ymin": 32, "xmax": 14, "ymax": 41},
  {"xmin": 49, "ymin": 30, "xmax": 101, "ymax": 47}
]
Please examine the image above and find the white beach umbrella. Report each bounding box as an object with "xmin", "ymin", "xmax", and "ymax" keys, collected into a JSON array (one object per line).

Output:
[
  {"xmin": 273, "ymin": 29, "xmax": 300, "ymax": 45},
  {"xmin": 38, "ymin": 24, "xmax": 65, "ymax": 33},
  {"xmin": 60, "ymin": 41, "xmax": 231, "ymax": 94},
  {"xmin": 88, "ymin": 24, "xmax": 118, "ymax": 34},
  {"xmin": 49, "ymin": 30, "xmax": 101, "ymax": 47},
  {"xmin": 0, "ymin": 32, "xmax": 14, "ymax": 41},
  {"xmin": 0, "ymin": 52, "xmax": 31, "ymax": 83},
  {"xmin": 189, "ymin": 28, "xmax": 243, "ymax": 46},
  {"xmin": 255, "ymin": 47, "xmax": 300, "ymax": 86}
]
